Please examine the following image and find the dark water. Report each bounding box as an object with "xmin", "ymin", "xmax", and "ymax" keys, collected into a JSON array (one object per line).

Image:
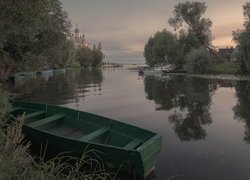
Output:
[{"xmin": 8, "ymin": 67, "xmax": 250, "ymax": 180}]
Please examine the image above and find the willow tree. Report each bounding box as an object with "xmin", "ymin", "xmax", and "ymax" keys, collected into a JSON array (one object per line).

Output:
[{"xmin": 168, "ymin": 1, "xmax": 217, "ymax": 57}]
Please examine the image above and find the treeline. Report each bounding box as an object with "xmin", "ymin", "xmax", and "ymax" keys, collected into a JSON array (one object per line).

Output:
[
  {"xmin": 0, "ymin": 0, "xmax": 104, "ymax": 81},
  {"xmin": 144, "ymin": 1, "xmax": 250, "ymax": 74}
]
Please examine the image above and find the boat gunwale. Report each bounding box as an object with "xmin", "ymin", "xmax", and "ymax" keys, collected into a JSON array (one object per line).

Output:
[
  {"xmin": 11, "ymin": 100, "xmax": 160, "ymax": 152},
  {"xmin": 26, "ymin": 125, "xmax": 160, "ymax": 152}
]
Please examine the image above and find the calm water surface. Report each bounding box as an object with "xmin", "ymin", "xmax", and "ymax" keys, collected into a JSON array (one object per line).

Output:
[{"xmin": 8, "ymin": 67, "xmax": 250, "ymax": 180}]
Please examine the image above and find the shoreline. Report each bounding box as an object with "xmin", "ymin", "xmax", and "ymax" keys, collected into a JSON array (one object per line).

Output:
[{"xmin": 167, "ymin": 73, "xmax": 250, "ymax": 81}]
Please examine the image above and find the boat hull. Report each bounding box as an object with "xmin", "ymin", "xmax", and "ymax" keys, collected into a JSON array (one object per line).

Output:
[{"xmin": 11, "ymin": 101, "xmax": 162, "ymax": 177}]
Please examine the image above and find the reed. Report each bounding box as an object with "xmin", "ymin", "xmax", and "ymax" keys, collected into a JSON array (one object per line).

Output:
[{"xmin": 0, "ymin": 91, "xmax": 116, "ymax": 180}]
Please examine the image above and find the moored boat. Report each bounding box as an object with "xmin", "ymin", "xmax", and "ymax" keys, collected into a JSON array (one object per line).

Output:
[
  {"xmin": 10, "ymin": 100, "xmax": 162, "ymax": 177},
  {"xmin": 142, "ymin": 64, "xmax": 174, "ymax": 75}
]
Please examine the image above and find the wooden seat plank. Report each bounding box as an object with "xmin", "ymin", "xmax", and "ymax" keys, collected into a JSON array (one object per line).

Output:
[
  {"xmin": 25, "ymin": 111, "xmax": 45, "ymax": 119},
  {"xmin": 27, "ymin": 114, "xmax": 65, "ymax": 128},
  {"xmin": 124, "ymin": 139, "xmax": 142, "ymax": 150},
  {"xmin": 79, "ymin": 127, "xmax": 109, "ymax": 142}
]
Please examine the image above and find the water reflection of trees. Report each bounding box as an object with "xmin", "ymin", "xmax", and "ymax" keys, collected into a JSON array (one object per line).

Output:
[
  {"xmin": 233, "ymin": 81, "xmax": 250, "ymax": 143},
  {"xmin": 9, "ymin": 69, "xmax": 103, "ymax": 105},
  {"xmin": 144, "ymin": 75, "xmax": 217, "ymax": 141}
]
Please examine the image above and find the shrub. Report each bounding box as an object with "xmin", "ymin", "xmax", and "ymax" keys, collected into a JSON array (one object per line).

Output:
[{"xmin": 186, "ymin": 47, "xmax": 213, "ymax": 74}]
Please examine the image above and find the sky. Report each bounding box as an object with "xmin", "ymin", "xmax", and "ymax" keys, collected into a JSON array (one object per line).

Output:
[{"xmin": 60, "ymin": 0, "xmax": 246, "ymax": 64}]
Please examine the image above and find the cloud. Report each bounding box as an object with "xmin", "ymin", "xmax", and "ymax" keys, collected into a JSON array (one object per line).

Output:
[
  {"xmin": 83, "ymin": 16, "xmax": 168, "ymax": 61},
  {"xmin": 61, "ymin": 0, "xmax": 246, "ymax": 63},
  {"xmin": 212, "ymin": 20, "xmax": 243, "ymax": 47}
]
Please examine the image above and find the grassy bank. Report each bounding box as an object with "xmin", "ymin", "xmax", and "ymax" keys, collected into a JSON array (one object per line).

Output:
[
  {"xmin": 208, "ymin": 61, "xmax": 240, "ymax": 74},
  {"xmin": 0, "ymin": 91, "xmax": 115, "ymax": 180}
]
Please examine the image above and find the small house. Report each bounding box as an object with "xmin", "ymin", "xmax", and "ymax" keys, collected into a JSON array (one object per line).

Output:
[{"xmin": 218, "ymin": 47, "xmax": 236, "ymax": 61}]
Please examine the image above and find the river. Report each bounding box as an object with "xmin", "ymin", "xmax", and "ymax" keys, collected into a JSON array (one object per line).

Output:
[{"xmin": 8, "ymin": 66, "xmax": 250, "ymax": 180}]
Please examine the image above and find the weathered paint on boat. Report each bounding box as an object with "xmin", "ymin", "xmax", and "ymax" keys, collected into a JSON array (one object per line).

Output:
[{"xmin": 10, "ymin": 101, "xmax": 162, "ymax": 177}]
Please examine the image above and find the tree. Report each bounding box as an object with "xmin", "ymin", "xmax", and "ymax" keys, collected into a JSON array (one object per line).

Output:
[
  {"xmin": 0, "ymin": 0, "xmax": 72, "ymax": 80},
  {"xmin": 91, "ymin": 43, "xmax": 105, "ymax": 68},
  {"xmin": 144, "ymin": 29, "xmax": 184, "ymax": 67},
  {"xmin": 144, "ymin": 37, "xmax": 154, "ymax": 65},
  {"xmin": 233, "ymin": 3, "xmax": 250, "ymax": 73},
  {"xmin": 186, "ymin": 47, "xmax": 213, "ymax": 74},
  {"xmin": 75, "ymin": 43, "xmax": 105, "ymax": 68},
  {"xmin": 75, "ymin": 47, "xmax": 93, "ymax": 68},
  {"xmin": 169, "ymin": 1, "xmax": 216, "ymax": 57},
  {"xmin": 178, "ymin": 29, "xmax": 201, "ymax": 55}
]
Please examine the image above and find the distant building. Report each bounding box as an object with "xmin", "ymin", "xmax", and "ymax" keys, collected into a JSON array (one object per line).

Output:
[
  {"xmin": 218, "ymin": 47, "xmax": 236, "ymax": 61},
  {"xmin": 70, "ymin": 24, "xmax": 91, "ymax": 48}
]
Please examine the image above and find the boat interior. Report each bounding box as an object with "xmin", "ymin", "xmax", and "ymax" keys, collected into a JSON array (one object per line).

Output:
[{"xmin": 10, "ymin": 103, "xmax": 155, "ymax": 150}]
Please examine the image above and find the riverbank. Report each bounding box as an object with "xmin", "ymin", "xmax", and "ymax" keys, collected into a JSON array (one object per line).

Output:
[
  {"xmin": 5, "ymin": 67, "xmax": 250, "ymax": 179},
  {"xmin": 168, "ymin": 73, "xmax": 250, "ymax": 81},
  {"xmin": 0, "ymin": 90, "xmax": 116, "ymax": 179}
]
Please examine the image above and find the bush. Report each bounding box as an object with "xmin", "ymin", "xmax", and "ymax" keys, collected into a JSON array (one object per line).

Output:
[{"xmin": 186, "ymin": 47, "xmax": 213, "ymax": 74}]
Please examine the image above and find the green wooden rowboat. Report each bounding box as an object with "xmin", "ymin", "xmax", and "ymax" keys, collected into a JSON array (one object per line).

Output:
[{"xmin": 10, "ymin": 101, "xmax": 162, "ymax": 177}]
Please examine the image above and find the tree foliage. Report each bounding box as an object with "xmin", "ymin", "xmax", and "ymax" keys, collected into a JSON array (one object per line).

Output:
[
  {"xmin": 233, "ymin": 3, "xmax": 250, "ymax": 73},
  {"xmin": 76, "ymin": 43, "xmax": 105, "ymax": 68},
  {"xmin": 144, "ymin": 1, "xmax": 217, "ymax": 70},
  {"xmin": 178, "ymin": 29, "xmax": 201, "ymax": 55},
  {"xmin": 168, "ymin": 1, "xmax": 214, "ymax": 53},
  {"xmin": 0, "ymin": 0, "xmax": 73, "ymax": 79},
  {"xmin": 144, "ymin": 29, "xmax": 184, "ymax": 67},
  {"xmin": 92, "ymin": 43, "xmax": 105, "ymax": 68},
  {"xmin": 186, "ymin": 47, "xmax": 212, "ymax": 74},
  {"xmin": 76, "ymin": 47, "xmax": 93, "ymax": 68}
]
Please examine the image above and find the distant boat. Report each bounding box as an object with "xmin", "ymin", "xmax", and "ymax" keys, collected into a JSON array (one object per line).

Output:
[
  {"xmin": 142, "ymin": 65, "xmax": 174, "ymax": 75},
  {"xmin": 155, "ymin": 64, "xmax": 174, "ymax": 73},
  {"xmin": 10, "ymin": 100, "xmax": 162, "ymax": 178}
]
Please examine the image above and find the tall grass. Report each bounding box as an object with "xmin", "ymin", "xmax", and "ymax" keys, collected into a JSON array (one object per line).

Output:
[
  {"xmin": 0, "ymin": 89, "xmax": 32, "ymax": 179},
  {"xmin": 208, "ymin": 62, "xmax": 240, "ymax": 74},
  {"xmin": 30, "ymin": 147, "xmax": 116, "ymax": 179},
  {"xmin": 0, "ymin": 90, "xmax": 116, "ymax": 180}
]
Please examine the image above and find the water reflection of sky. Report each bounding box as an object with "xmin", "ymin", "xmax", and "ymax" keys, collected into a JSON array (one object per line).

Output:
[{"xmin": 8, "ymin": 67, "xmax": 250, "ymax": 180}]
